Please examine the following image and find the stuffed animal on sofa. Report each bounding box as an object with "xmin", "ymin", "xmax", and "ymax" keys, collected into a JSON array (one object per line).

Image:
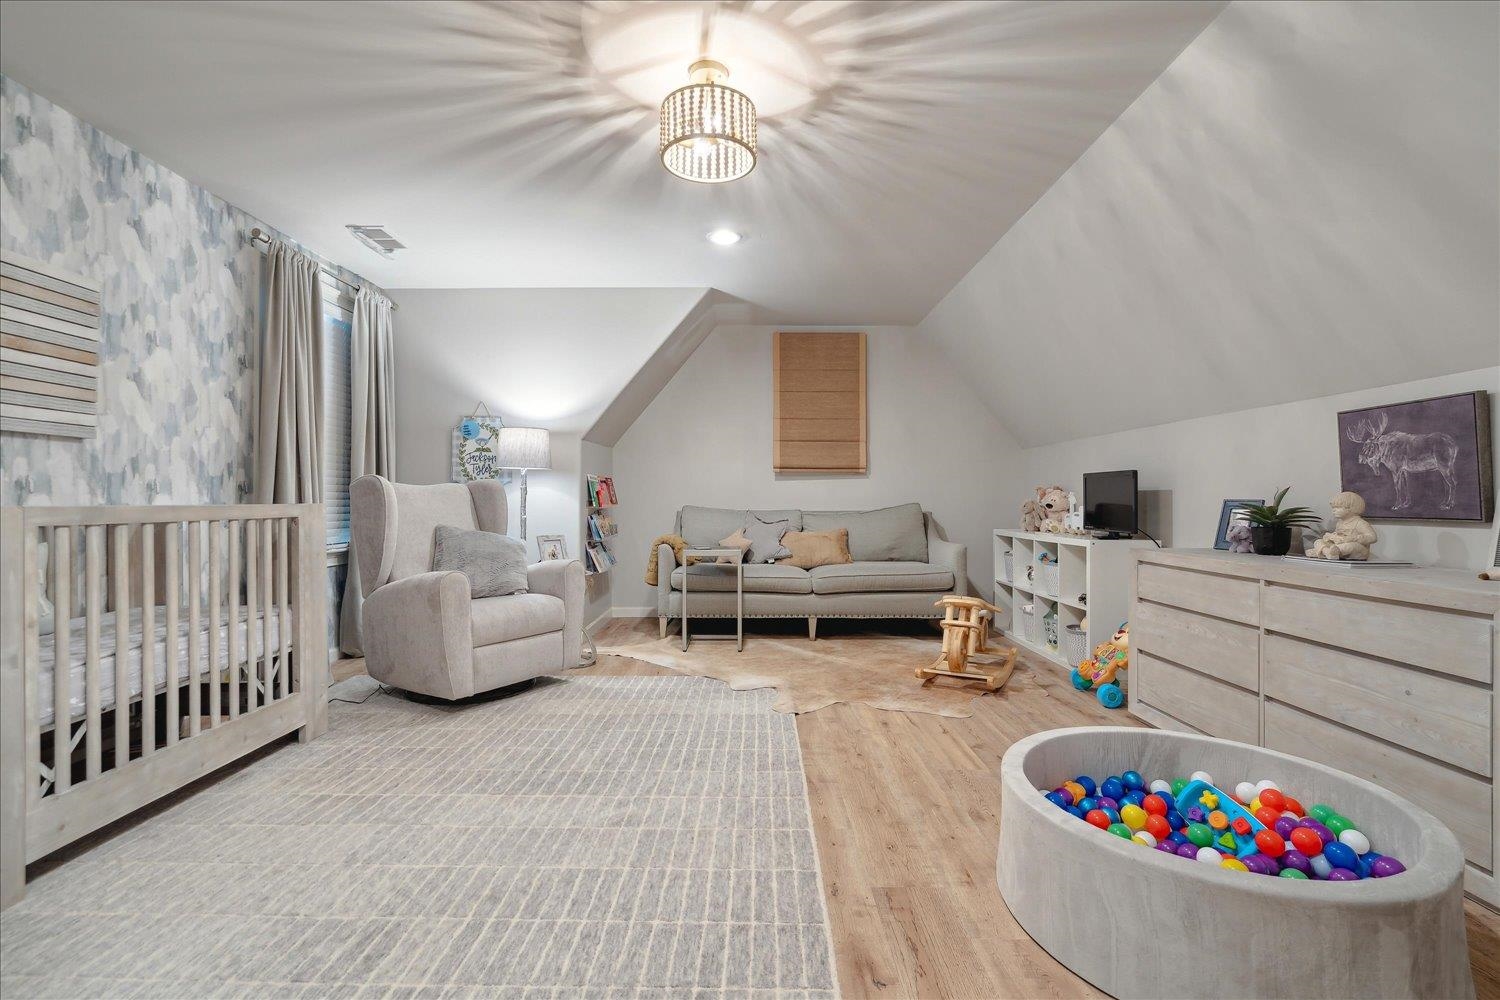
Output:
[{"xmin": 1226, "ymin": 521, "xmax": 1253, "ymax": 554}]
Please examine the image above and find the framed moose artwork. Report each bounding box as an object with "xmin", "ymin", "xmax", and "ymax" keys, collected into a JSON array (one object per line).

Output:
[{"xmin": 1338, "ymin": 391, "xmax": 1494, "ymax": 521}]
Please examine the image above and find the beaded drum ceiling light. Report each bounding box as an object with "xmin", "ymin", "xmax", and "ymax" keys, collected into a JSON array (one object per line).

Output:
[{"xmin": 659, "ymin": 59, "xmax": 757, "ymax": 183}]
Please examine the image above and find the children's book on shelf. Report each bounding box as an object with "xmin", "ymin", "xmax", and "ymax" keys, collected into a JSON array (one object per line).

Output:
[
  {"xmin": 586, "ymin": 474, "xmax": 619, "ymax": 508},
  {"xmin": 588, "ymin": 512, "xmax": 618, "ymax": 542},
  {"xmin": 586, "ymin": 541, "xmax": 616, "ymax": 573}
]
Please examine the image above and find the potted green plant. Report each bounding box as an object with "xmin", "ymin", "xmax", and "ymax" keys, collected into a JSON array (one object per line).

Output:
[{"xmin": 1237, "ymin": 487, "xmax": 1322, "ymax": 556}]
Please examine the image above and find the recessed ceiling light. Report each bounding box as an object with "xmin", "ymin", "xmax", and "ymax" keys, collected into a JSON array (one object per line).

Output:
[{"xmin": 707, "ymin": 229, "xmax": 742, "ymax": 246}]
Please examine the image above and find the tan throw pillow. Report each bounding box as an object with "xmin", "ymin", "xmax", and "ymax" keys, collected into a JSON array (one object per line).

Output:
[
  {"xmin": 716, "ymin": 529, "xmax": 752, "ymax": 563},
  {"xmin": 780, "ymin": 528, "xmax": 853, "ymax": 569}
]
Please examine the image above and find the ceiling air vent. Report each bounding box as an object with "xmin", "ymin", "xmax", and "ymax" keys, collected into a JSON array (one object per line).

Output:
[{"xmin": 345, "ymin": 225, "xmax": 406, "ymax": 257}]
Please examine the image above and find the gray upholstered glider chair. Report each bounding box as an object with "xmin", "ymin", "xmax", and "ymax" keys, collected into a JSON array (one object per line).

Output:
[{"xmin": 350, "ymin": 475, "xmax": 584, "ymax": 699}]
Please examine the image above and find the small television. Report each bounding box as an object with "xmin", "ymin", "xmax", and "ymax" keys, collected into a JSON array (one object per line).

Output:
[{"xmin": 1083, "ymin": 470, "xmax": 1138, "ymax": 538}]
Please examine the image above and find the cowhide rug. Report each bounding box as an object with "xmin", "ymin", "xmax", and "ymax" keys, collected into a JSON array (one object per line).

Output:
[{"xmin": 596, "ymin": 621, "xmax": 1045, "ymax": 718}]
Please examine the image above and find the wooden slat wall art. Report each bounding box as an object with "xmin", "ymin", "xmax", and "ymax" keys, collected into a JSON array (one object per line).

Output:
[
  {"xmin": 773, "ymin": 331, "xmax": 867, "ymax": 473},
  {"xmin": 0, "ymin": 249, "xmax": 102, "ymax": 438}
]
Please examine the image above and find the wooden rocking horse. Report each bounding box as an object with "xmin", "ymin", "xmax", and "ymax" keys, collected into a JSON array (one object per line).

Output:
[{"xmin": 917, "ymin": 596, "xmax": 1018, "ymax": 692}]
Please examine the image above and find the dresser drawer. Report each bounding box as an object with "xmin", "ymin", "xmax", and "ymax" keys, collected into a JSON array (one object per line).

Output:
[
  {"xmin": 1137, "ymin": 562, "xmax": 1259, "ymax": 625},
  {"xmin": 1263, "ymin": 634, "xmax": 1491, "ymax": 777},
  {"xmin": 1136, "ymin": 652, "xmax": 1259, "ymax": 744},
  {"xmin": 1133, "ymin": 600, "xmax": 1259, "ymax": 691},
  {"xmin": 1264, "ymin": 702, "xmax": 1492, "ymax": 870},
  {"xmin": 1263, "ymin": 585, "xmax": 1492, "ymax": 682}
]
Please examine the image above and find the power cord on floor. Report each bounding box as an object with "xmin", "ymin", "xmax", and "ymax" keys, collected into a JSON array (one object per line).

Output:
[{"xmin": 329, "ymin": 683, "xmax": 393, "ymax": 705}]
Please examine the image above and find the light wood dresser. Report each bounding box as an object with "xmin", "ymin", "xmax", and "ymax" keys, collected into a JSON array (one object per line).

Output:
[{"xmin": 1128, "ymin": 548, "xmax": 1500, "ymax": 907}]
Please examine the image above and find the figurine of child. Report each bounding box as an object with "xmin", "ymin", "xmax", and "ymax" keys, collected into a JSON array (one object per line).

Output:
[{"xmin": 1308, "ymin": 491, "xmax": 1377, "ymax": 561}]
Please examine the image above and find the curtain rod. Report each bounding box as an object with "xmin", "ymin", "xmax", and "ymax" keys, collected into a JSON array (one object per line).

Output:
[{"xmin": 248, "ymin": 228, "xmax": 397, "ymax": 309}]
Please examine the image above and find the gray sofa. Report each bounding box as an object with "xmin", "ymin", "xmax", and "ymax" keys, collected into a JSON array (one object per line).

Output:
[{"xmin": 656, "ymin": 503, "xmax": 965, "ymax": 638}]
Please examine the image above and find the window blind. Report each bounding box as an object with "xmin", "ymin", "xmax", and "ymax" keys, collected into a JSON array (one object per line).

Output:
[{"xmin": 322, "ymin": 274, "xmax": 354, "ymax": 550}]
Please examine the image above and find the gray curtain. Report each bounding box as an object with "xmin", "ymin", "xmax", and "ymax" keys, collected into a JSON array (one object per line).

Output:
[
  {"xmin": 255, "ymin": 240, "xmax": 324, "ymax": 504},
  {"xmin": 339, "ymin": 287, "xmax": 396, "ymax": 655}
]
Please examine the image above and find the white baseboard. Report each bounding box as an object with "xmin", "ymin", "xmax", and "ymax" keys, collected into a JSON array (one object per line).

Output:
[
  {"xmin": 611, "ymin": 606, "xmax": 657, "ymax": 619},
  {"xmin": 586, "ymin": 609, "xmax": 613, "ymax": 635}
]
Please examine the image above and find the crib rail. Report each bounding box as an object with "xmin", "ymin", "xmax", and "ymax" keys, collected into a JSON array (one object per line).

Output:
[{"xmin": 1, "ymin": 502, "xmax": 327, "ymax": 908}]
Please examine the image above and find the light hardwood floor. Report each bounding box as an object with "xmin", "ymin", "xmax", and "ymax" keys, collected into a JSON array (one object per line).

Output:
[{"xmin": 339, "ymin": 618, "xmax": 1500, "ymax": 1000}]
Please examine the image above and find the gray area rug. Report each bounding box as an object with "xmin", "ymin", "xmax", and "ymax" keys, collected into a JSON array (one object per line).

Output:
[{"xmin": 0, "ymin": 675, "xmax": 838, "ymax": 999}]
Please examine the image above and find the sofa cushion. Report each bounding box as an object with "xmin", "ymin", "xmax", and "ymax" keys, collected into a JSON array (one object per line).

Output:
[
  {"xmin": 431, "ymin": 525, "xmax": 529, "ymax": 598},
  {"xmin": 802, "ymin": 503, "xmax": 928, "ymax": 562},
  {"xmin": 742, "ymin": 512, "xmax": 793, "ymax": 563},
  {"xmin": 809, "ymin": 561, "xmax": 953, "ymax": 594},
  {"xmin": 470, "ymin": 592, "xmax": 565, "ymax": 646},
  {"xmin": 780, "ymin": 528, "xmax": 853, "ymax": 570},
  {"xmin": 671, "ymin": 563, "xmax": 812, "ymax": 594},
  {"xmin": 678, "ymin": 506, "xmax": 802, "ymax": 547}
]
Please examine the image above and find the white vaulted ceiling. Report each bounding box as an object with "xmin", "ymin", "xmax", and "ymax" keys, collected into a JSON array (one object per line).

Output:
[{"xmin": 0, "ymin": 0, "xmax": 1225, "ymax": 323}]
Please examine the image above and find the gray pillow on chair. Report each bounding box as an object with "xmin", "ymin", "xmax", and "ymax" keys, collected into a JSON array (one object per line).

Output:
[
  {"xmin": 741, "ymin": 513, "xmax": 792, "ymax": 563},
  {"xmin": 432, "ymin": 525, "xmax": 529, "ymax": 598}
]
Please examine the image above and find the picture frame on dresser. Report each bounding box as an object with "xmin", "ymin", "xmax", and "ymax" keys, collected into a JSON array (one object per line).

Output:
[{"xmin": 1213, "ymin": 499, "xmax": 1263, "ymax": 550}]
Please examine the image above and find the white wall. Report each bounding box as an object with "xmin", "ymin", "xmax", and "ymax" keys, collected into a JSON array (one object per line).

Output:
[
  {"xmin": 610, "ymin": 325, "xmax": 1023, "ymax": 613},
  {"xmin": 1023, "ymin": 367, "xmax": 1499, "ymax": 570},
  {"xmin": 918, "ymin": 1, "xmax": 1499, "ymax": 447}
]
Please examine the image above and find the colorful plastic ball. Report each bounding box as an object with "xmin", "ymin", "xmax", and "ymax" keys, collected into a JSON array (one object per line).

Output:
[
  {"xmin": 1078, "ymin": 797, "xmax": 1098, "ymax": 813},
  {"xmin": 1066, "ymin": 806, "xmax": 1084, "ymax": 819},
  {"xmin": 1168, "ymin": 831, "xmax": 1189, "ymax": 846},
  {"xmin": 1258, "ymin": 788, "xmax": 1286, "ymax": 812},
  {"xmin": 1085, "ymin": 809, "xmax": 1111, "ymax": 830},
  {"xmin": 1100, "ymin": 777, "xmax": 1125, "ymax": 801},
  {"xmin": 1308, "ymin": 803, "xmax": 1335, "ymax": 824},
  {"xmin": 1249, "ymin": 797, "xmax": 1261, "ymax": 814},
  {"xmin": 1170, "ymin": 778, "xmax": 1188, "ymax": 797},
  {"xmin": 1107, "ymin": 823, "xmax": 1133, "ymax": 840},
  {"xmin": 1282, "ymin": 796, "xmax": 1305, "ymax": 816},
  {"xmin": 1062, "ymin": 781, "xmax": 1087, "ymax": 803},
  {"xmin": 1165, "ymin": 810, "xmax": 1185, "ymax": 830},
  {"xmin": 1149, "ymin": 779, "xmax": 1172, "ymax": 796},
  {"xmin": 1289, "ymin": 828, "xmax": 1324, "ymax": 856},
  {"xmin": 1220, "ymin": 857, "xmax": 1248, "ymax": 872},
  {"xmin": 1103, "ymin": 808, "xmax": 1121, "ymax": 824},
  {"xmin": 1280, "ymin": 850, "xmax": 1313, "ymax": 875},
  {"xmin": 1054, "ymin": 788, "xmax": 1076, "ymax": 807},
  {"xmin": 1186, "ymin": 823, "xmax": 1213, "ymax": 847},
  {"xmin": 1339, "ymin": 830, "xmax": 1371, "ymax": 855},
  {"xmin": 1119, "ymin": 804, "xmax": 1147, "ymax": 831},
  {"xmin": 1325, "ymin": 814, "xmax": 1354, "ymax": 838},
  {"xmin": 1096, "ymin": 683, "xmax": 1124, "ymax": 709},
  {"xmin": 1132, "ymin": 832, "xmax": 1158, "ymax": 848},
  {"xmin": 1274, "ymin": 816, "xmax": 1298, "ymax": 839},
  {"xmin": 1195, "ymin": 846, "xmax": 1222, "ymax": 864},
  {"xmin": 1122, "ymin": 790, "xmax": 1146, "ymax": 807},
  {"xmin": 1176, "ymin": 842, "xmax": 1200, "ymax": 859},
  {"xmin": 1254, "ymin": 829, "xmax": 1286, "ymax": 857},
  {"xmin": 1323, "ymin": 842, "xmax": 1358, "ymax": 871},
  {"xmin": 1299, "ymin": 819, "xmax": 1335, "ymax": 845},
  {"xmin": 1121, "ymin": 770, "xmax": 1145, "ymax": 791},
  {"xmin": 1097, "ymin": 797, "xmax": 1119, "ymax": 812},
  {"xmin": 1189, "ymin": 770, "xmax": 1214, "ymax": 785},
  {"xmin": 1254, "ymin": 779, "xmax": 1280, "ymax": 793},
  {"xmin": 1370, "ymin": 857, "xmax": 1407, "ymax": 878},
  {"xmin": 1075, "ymin": 776, "xmax": 1097, "ymax": 797},
  {"xmin": 1242, "ymin": 854, "xmax": 1274, "ymax": 876},
  {"xmin": 1144, "ymin": 815, "xmax": 1172, "ymax": 840},
  {"xmin": 1280, "ymin": 868, "xmax": 1309, "ymax": 880},
  {"xmin": 1143, "ymin": 794, "xmax": 1169, "ymax": 816},
  {"xmin": 1309, "ymin": 854, "xmax": 1333, "ymax": 880},
  {"xmin": 1155, "ymin": 841, "xmax": 1178, "ymax": 855},
  {"xmin": 1327, "ymin": 868, "xmax": 1360, "ymax": 882},
  {"xmin": 1045, "ymin": 791, "xmax": 1068, "ymax": 809},
  {"xmin": 1254, "ymin": 806, "xmax": 1281, "ymax": 828},
  {"xmin": 1234, "ymin": 781, "xmax": 1256, "ymax": 804}
]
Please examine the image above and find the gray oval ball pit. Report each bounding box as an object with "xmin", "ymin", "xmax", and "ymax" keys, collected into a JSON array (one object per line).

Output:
[{"xmin": 997, "ymin": 727, "xmax": 1473, "ymax": 1000}]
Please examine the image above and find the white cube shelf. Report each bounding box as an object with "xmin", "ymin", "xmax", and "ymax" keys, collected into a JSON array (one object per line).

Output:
[{"xmin": 993, "ymin": 529, "xmax": 1154, "ymax": 672}]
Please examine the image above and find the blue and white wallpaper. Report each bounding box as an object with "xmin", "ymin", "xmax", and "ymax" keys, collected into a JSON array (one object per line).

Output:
[{"xmin": 0, "ymin": 74, "xmax": 264, "ymax": 506}]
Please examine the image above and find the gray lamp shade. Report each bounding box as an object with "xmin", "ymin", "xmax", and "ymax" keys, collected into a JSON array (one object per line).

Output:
[{"xmin": 496, "ymin": 426, "xmax": 551, "ymax": 470}]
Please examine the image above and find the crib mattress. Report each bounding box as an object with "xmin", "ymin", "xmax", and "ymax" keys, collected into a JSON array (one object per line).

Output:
[{"xmin": 36, "ymin": 606, "xmax": 291, "ymax": 729}]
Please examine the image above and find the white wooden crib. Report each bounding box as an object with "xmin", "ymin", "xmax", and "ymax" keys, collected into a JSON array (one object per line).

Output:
[{"xmin": 0, "ymin": 503, "xmax": 329, "ymax": 908}]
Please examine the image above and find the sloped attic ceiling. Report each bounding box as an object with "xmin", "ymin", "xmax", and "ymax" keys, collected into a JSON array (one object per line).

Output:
[{"xmin": 919, "ymin": 1, "xmax": 1500, "ymax": 448}]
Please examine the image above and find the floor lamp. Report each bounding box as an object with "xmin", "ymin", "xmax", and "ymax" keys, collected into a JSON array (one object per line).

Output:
[{"xmin": 496, "ymin": 426, "xmax": 551, "ymax": 542}]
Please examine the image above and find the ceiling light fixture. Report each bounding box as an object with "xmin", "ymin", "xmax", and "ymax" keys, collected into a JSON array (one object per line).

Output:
[
  {"xmin": 707, "ymin": 229, "xmax": 742, "ymax": 246},
  {"xmin": 659, "ymin": 59, "xmax": 757, "ymax": 184}
]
